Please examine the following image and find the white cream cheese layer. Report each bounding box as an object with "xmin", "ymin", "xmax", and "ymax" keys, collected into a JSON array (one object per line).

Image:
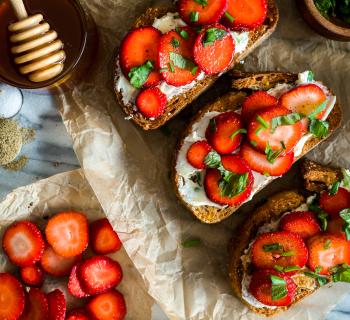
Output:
[
  {"xmin": 115, "ymin": 12, "xmax": 250, "ymax": 110},
  {"xmin": 175, "ymin": 71, "xmax": 336, "ymax": 208}
]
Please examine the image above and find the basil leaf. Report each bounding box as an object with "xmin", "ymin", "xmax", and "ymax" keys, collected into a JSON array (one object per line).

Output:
[
  {"xmin": 270, "ymin": 112, "xmax": 303, "ymax": 133},
  {"xmin": 309, "ymin": 203, "xmax": 329, "ymax": 231},
  {"xmin": 230, "ymin": 128, "xmax": 247, "ymax": 140},
  {"xmin": 209, "ymin": 118, "xmax": 216, "ymax": 133},
  {"xmin": 250, "ymin": 140, "xmax": 258, "ymax": 147},
  {"xmin": 329, "ymin": 180, "xmax": 341, "ymax": 195},
  {"xmin": 190, "ymin": 11, "xmax": 199, "ymax": 23},
  {"xmin": 307, "ymin": 70, "xmax": 314, "ymax": 82},
  {"xmin": 265, "ymin": 142, "xmax": 284, "ymax": 164},
  {"xmin": 324, "ymin": 239, "xmax": 331, "ymax": 250},
  {"xmin": 203, "ymin": 28, "xmax": 227, "ymax": 47},
  {"xmin": 280, "ymin": 251, "xmax": 294, "ymax": 257},
  {"xmin": 204, "ymin": 151, "xmax": 221, "ymax": 168},
  {"xmin": 189, "ymin": 172, "xmax": 202, "ymax": 187},
  {"xmin": 284, "ymin": 265, "xmax": 301, "ymax": 273},
  {"xmin": 332, "ymin": 264, "xmax": 350, "ymax": 283},
  {"xmin": 182, "ymin": 238, "xmax": 201, "ymax": 248},
  {"xmin": 344, "ymin": 225, "xmax": 350, "ymax": 241},
  {"xmin": 256, "ymin": 115, "xmax": 269, "ymax": 129},
  {"xmin": 342, "ymin": 168, "xmax": 350, "ymax": 187},
  {"xmin": 169, "ymin": 62, "xmax": 175, "ymax": 73},
  {"xmin": 169, "ymin": 52, "xmax": 197, "ymax": 72},
  {"xmin": 270, "ymin": 275, "xmax": 287, "ymax": 301},
  {"xmin": 309, "ymin": 119, "xmax": 329, "ymax": 138},
  {"xmin": 273, "ymin": 265, "xmax": 284, "ymax": 272},
  {"xmin": 255, "ymin": 127, "xmax": 264, "ymax": 136},
  {"xmin": 224, "ymin": 11, "xmax": 235, "ymax": 22},
  {"xmin": 304, "ymin": 271, "xmax": 328, "ymax": 286},
  {"xmin": 219, "ymin": 172, "xmax": 248, "ymax": 198},
  {"xmin": 128, "ymin": 60, "xmax": 153, "ymax": 89},
  {"xmin": 191, "ymin": 66, "xmax": 199, "ymax": 76},
  {"xmin": 194, "ymin": 0, "xmax": 208, "ymax": 6},
  {"xmin": 171, "ymin": 37, "xmax": 180, "ymax": 48},
  {"xmin": 263, "ymin": 243, "xmax": 282, "ymax": 252},
  {"xmin": 176, "ymin": 27, "xmax": 189, "ymax": 40},
  {"xmin": 308, "ymin": 100, "xmax": 327, "ymax": 119}
]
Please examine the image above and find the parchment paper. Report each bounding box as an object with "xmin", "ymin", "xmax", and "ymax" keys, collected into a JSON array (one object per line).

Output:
[
  {"xmin": 57, "ymin": 0, "xmax": 350, "ymax": 319},
  {"xmin": 0, "ymin": 170, "xmax": 154, "ymax": 319}
]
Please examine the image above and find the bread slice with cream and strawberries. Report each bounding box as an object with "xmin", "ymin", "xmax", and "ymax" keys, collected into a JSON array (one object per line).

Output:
[
  {"xmin": 228, "ymin": 159, "xmax": 350, "ymax": 316},
  {"xmin": 114, "ymin": 0, "xmax": 279, "ymax": 130},
  {"xmin": 173, "ymin": 71, "xmax": 342, "ymax": 224}
]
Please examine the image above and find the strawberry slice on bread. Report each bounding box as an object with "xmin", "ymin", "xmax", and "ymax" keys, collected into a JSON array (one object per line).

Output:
[
  {"xmin": 135, "ymin": 87, "xmax": 167, "ymax": 119},
  {"xmin": 241, "ymin": 91, "xmax": 278, "ymax": 121},
  {"xmin": 319, "ymin": 187, "xmax": 350, "ymax": 218},
  {"xmin": 186, "ymin": 140, "xmax": 212, "ymax": 169}
]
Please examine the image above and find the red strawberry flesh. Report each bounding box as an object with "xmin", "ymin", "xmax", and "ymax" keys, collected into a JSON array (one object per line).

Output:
[
  {"xmin": 68, "ymin": 264, "xmax": 90, "ymax": 298},
  {"xmin": 20, "ymin": 288, "xmax": 48, "ymax": 320},
  {"xmin": 241, "ymin": 91, "xmax": 278, "ymax": 121},
  {"xmin": 47, "ymin": 289, "xmax": 66, "ymax": 320},
  {"xmin": 186, "ymin": 140, "xmax": 212, "ymax": 169},
  {"xmin": 319, "ymin": 187, "xmax": 350, "ymax": 218},
  {"xmin": 135, "ymin": 87, "xmax": 167, "ymax": 119},
  {"xmin": 20, "ymin": 265, "xmax": 45, "ymax": 287}
]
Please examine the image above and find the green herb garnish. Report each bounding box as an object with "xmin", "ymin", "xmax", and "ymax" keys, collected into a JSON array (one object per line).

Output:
[
  {"xmin": 324, "ymin": 239, "xmax": 331, "ymax": 250},
  {"xmin": 128, "ymin": 60, "xmax": 153, "ymax": 89},
  {"xmin": 270, "ymin": 112, "xmax": 303, "ymax": 133},
  {"xmin": 340, "ymin": 208, "xmax": 350, "ymax": 240},
  {"xmin": 307, "ymin": 70, "xmax": 314, "ymax": 82},
  {"xmin": 169, "ymin": 52, "xmax": 197, "ymax": 72},
  {"xmin": 309, "ymin": 119, "xmax": 329, "ymax": 138},
  {"xmin": 309, "ymin": 202, "xmax": 329, "ymax": 231},
  {"xmin": 256, "ymin": 115, "xmax": 269, "ymax": 129},
  {"xmin": 224, "ymin": 11, "xmax": 235, "ymax": 23},
  {"xmin": 202, "ymin": 27, "xmax": 227, "ymax": 47},
  {"xmin": 194, "ymin": 0, "xmax": 208, "ymax": 6},
  {"xmin": 263, "ymin": 243, "xmax": 283, "ymax": 252},
  {"xmin": 271, "ymin": 275, "xmax": 287, "ymax": 301},
  {"xmin": 230, "ymin": 128, "xmax": 247, "ymax": 140},
  {"xmin": 171, "ymin": 37, "xmax": 180, "ymax": 48},
  {"xmin": 329, "ymin": 180, "xmax": 341, "ymax": 195},
  {"xmin": 190, "ymin": 11, "xmax": 199, "ymax": 23},
  {"xmin": 176, "ymin": 27, "xmax": 189, "ymax": 40}
]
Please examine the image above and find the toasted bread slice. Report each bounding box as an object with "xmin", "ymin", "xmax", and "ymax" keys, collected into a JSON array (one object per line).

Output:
[
  {"xmin": 173, "ymin": 72, "xmax": 342, "ymax": 224},
  {"xmin": 113, "ymin": 1, "xmax": 279, "ymax": 130}
]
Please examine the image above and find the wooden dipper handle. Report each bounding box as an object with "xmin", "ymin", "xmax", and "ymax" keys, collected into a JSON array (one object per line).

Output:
[{"xmin": 8, "ymin": 0, "xmax": 28, "ymax": 20}]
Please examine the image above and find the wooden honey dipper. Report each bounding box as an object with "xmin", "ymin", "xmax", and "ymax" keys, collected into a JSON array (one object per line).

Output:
[{"xmin": 8, "ymin": 0, "xmax": 66, "ymax": 83}]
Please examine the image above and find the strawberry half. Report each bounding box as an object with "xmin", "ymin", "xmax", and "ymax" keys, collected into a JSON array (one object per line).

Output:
[
  {"xmin": 66, "ymin": 309, "xmax": 90, "ymax": 320},
  {"xmin": 186, "ymin": 140, "xmax": 212, "ymax": 169},
  {"xmin": 45, "ymin": 211, "xmax": 88, "ymax": 258},
  {"xmin": 87, "ymin": 290, "xmax": 127, "ymax": 320},
  {"xmin": 193, "ymin": 23, "xmax": 234, "ymax": 75},
  {"xmin": 307, "ymin": 233, "xmax": 350, "ymax": 275},
  {"xmin": 79, "ymin": 256, "xmax": 123, "ymax": 295},
  {"xmin": 204, "ymin": 155, "xmax": 253, "ymax": 206},
  {"xmin": 251, "ymin": 231, "xmax": 308, "ymax": 270},
  {"xmin": 20, "ymin": 288, "xmax": 48, "ymax": 320},
  {"xmin": 247, "ymin": 106, "xmax": 303, "ymax": 155},
  {"xmin": 68, "ymin": 264, "xmax": 90, "ymax": 298},
  {"xmin": 20, "ymin": 265, "xmax": 45, "ymax": 287},
  {"xmin": 249, "ymin": 269, "xmax": 297, "ymax": 307},
  {"xmin": 240, "ymin": 142, "xmax": 294, "ymax": 176},
  {"xmin": 119, "ymin": 26, "xmax": 162, "ymax": 88},
  {"xmin": 90, "ymin": 218, "xmax": 122, "ymax": 255},
  {"xmin": 0, "ymin": 273, "xmax": 25, "ymax": 320},
  {"xmin": 2, "ymin": 221, "xmax": 45, "ymax": 267},
  {"xmin": 205, "ymin": 111, "xmax": 243, "ymax": 154},
  {"xmin": 178, "ymin": 0, "xmax": 228, "ymax": 26},
  {"xmin": 222, "ymin": 0, "xmax": 267, "ymax": 31},
  {"xmin": 158, "ymin": 27, "xmax": 199, "ymax": 87},
  {"xmin": 279, "ymin": 211, "xmax": 321, "ymax": 239},
  {"xmin": 328, "ymin": 218, "xmax": 347, "ymax": 239},
  {"xmin": 47, "ymin": 289, "xmax": 66, "ymax": 320},
  {"xmin": 319, "ymin": 187, "xmax": 350, "ymax": 218},
  {"xmin": 241, "ymin": 91, "xmax": 278, "ymax": 121},
  {"xmin": 135, "ymin": 87, "xmax": 167, "ymax": 119}
]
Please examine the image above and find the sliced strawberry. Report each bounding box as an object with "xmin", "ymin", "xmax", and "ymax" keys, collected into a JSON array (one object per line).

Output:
[
  {"xmin": 247, "ymin": 106, "xmax": 303, "ymax": 155},
  {"xmin": 0, "ymin": 273, "xmax": 25, "ymax": 320},
  {"xmin": 186, "ymin": 141, "xmax": 212, "ymax": 169},
  {"xmin": 205, "ymin": 111, "xmax": 243, "ymax": 154},
  {"xmin": 279, "ymin": 211, "xmax": 321, "ymax": 239},
  {"xmin": 20, "ymin": 265, "xmax": 45, "ymax": 287},
  {"xmin": 158, "ymin": 27, "xmax": 199, "ymax": 86},
  {"xmin": 87, "ymin": 290, "xmax": 126, "ymax": 320},
  {"xmin": 40, "ymin": 246, "xmax": 80, "ymax": 277},
  {"xmin": 45, "ymin": 211, "xmax": 88, "ymax": 258},
  {"xmin": 2, "ymin": 221, "xmax": 45, "ymax": 267},
  {"xmin": 307, "ymin": 233, "xmax": 350, "ymax": 275},
  {"xmin": 240, "ymin": 142, "xmax": 294, "ymax": 176},
  {"xmin": 68, "ymin": 264, "xmax": 90, "ymax": 298},
  {"xmin": 204, "ymin": 155, "xmax": 253, "ymax": 206},
  {"xmin": 79, "ymin": 256, "xmax": 123, "ymax": 295},
  {"xmin": 119, "ymin": 26, "xmax": 162, "ymax": 88},
  {"xmin": 251, "ymin": 231, "xmax": 308, "ymax": 270},
  {"xmin": 319, "ymin": 187, "xmax": 350, "ymax": 218},
  {"xmin": 249, "ymin": 269, "xmax": 297, "ymax": 307},
  {"xmin": 47, "ymin": 289, "xmax": 66, "ymax": 320},
  {"xmin": 90, "ymin": 218, "xmax": 122, "ymax": 255},
  {"xmin": 135, "ymin": 87, "xmax": 167, "ymax": 119},
  {"xmin": 193, "ymin": 23, "xmax": 234, "ymax": 75},
  {"xmin": 66, "ymin": 309, "xmax": 90, "ymax": 320},
  {"xmin": 241, "ymin": 91, "xmax": 278, "ymax": 121},
  {"xmin": 20, "ymin": 288, "xmax": 48, "ymax": 320},
  {"xmin": 328, "ymin": 218, "xmax": 347, "ymax": 239}
]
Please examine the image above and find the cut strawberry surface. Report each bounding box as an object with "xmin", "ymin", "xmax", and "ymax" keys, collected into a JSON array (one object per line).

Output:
[
  {"xmin": 68, "ymin": 264, "xmax": 90, "ymax": 298},
  {"xmin": 20, "ymin": 288, "xmax": 48, "ymax": 320},
  {"xmin": 87, "ymin": 290, "xmax": 126, "ymax": 320},
  {"xmin": 47, "ymin": 289, "xmax": 66, "ymax": 320},
  {"xmin": 90, "ymin": 218, "xmax": 122, "ymax": 255},
  {"xmin": 223, "ymin": 0, "xmax": 267, "ymax": 31},
  {"xmin": 178, "ymin": 0, "xmax": 228, "ymax": 26},
  {"xmin": 249, "ymin": 269, "xmax": 297, "ymax": 307},
  {"xmin": 135, "ymin": 87, "xmax": 167, "ymax": 119},
  {"xmin": 319, "ymin": 187, "xmax": 350, "ymax": 218},
  {"xmin": 251, "ymin": 231, "xmax": 308, "ymax": 270},
  {"xmin": 0, "ymin": 273, "xmax": 25, "ymax": 320},
  {"xmin": 205, "ymin": 111, "xmax": 244, "ymax": 154},
  {"xmin": 204, "ymin": 155, "xmax": 253, "ymax": 206},
  {"xmin": 186, "ymin": 140, "xmax": 212, "ymax": 169},
  {"xmin": 45, "ymin": 211, "xmax": 88, "ymax": 258},
  {"xmin": 279, "ymin": 211, "xmax": 321, "ymax": 239},
  {"xmin": 307, "ymin": 233, "xmax": 350, "ymax": 275},
  {"xmin": 158, "ymin": 27, "xmax": 199, "ymax": 86},
  {"xmin": 20, "ymin": 265, "xmax": 45, "ymax": 287},
  {"xmin": 240, "ymin": 142, "xmax": 294, "ymax": 176},
  {"xmin": 66, "ymin": 309, "xmax": 90, "ymax": 320},
  {"xmin": 79, "ymin": 256, "xmax": 123, "ymax": 295},
  {"xmin": 119, "ymin": 26, "xmax": 162, "ymax": 88},
  {"xmin": 193, "ymin": 23, "xmax": 234, "ymax": 75},
  {"xmin": 241, "ymin": 91, "xmax": 278, "ymax": 121},
  {"xmin": 2, "ymin": 221, "xmax": 45, "ymax": 267},
  {"xmin": 328, "ymin": 218, "xmax": 347, "ymax": 239},
  {"xmin": 247, "ymin": 106, "xmax": 303, "ymax": 155}
]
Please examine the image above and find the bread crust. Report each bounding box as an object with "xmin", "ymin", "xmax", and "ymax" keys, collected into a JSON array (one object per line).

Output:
[
  {"xmin": 113, "ymin": 1, "xmax": 279, "ymax": 130},
  {"xmin": 172, "ymin": 72, "xmax": 342, "ymax": 224}
]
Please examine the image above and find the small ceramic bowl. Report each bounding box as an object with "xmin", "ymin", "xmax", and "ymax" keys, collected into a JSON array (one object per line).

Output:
[{"xmin": 297, "ymin": 0, "xmax": 350, "ymax": 41}]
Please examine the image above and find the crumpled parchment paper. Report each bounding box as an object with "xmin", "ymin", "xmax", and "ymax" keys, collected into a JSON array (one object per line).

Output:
[
  {"xmin": 0, "ymin": 170, "xmax": 154, "ymax": 319},
  {"xmin": 57, "ymin": 0, "xmax": 350, "ymax": 319}
]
